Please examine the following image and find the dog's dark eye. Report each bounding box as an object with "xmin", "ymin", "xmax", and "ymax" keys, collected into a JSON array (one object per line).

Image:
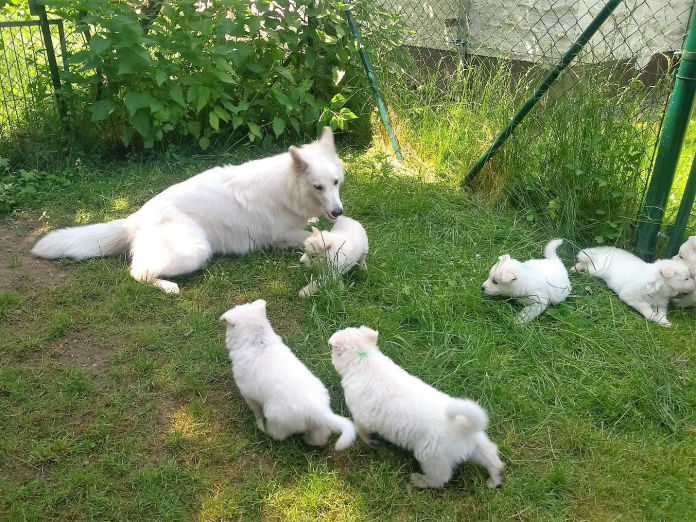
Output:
[
  {"xmin": 313, "ymin": 184, "xmax": 324, "ymax": 191},
  {"xmin": 492, "ymin": 279, "xmax": 498, "ymax": 284},
  {"xmin": 334, "ymin": 179, "xmax": 338, "ymax": 186}
]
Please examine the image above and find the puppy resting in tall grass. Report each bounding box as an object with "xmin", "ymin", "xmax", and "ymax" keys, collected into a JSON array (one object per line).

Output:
[
  {"xmin": 481, "ymin": 239, "xmax": 571, "ymax": 323},
  {"xmin": 572, "ymin": 246, "xmax": 695, "ymax": 327},
  {"xmin": 298, "ymin": 215, "xmax": 368, "ymax": 298},
  {"xmin": 330, "ymin": 326, "xmax": 505, "ymax": 489},
  {"xmin": 221, "ymin": 300, "xmax": 356, "ymax": 450},
  {"xmin": 672, "ymin": 236, "xmax": 696, "ymax": 308}
]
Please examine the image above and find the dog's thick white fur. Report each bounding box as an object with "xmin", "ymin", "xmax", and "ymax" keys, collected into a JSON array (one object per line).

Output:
[
  {"xmin": 572, "ymin": 246, "xmax": 695, "ymax": 326},
  {"xmin": 672, "ymin": 236, "xmax": 696, "ymax": 308},
  {"xmin": 298, "ymin": 216, "xmax": 368, "ymax": 298},
  {"xmin": 220, "ymin": 299, "xmax": 356, "ymax": 450},
  {"xmin": 31, "ymin": 128, "xmax": 344, "ymax": 294},
  {"xmin": 329, "ymin": 326, "xmax": 505, "ymax": 489},
  {"xmin": 481, "ymin": 239, "xmax": 571, "ymax": 323}
]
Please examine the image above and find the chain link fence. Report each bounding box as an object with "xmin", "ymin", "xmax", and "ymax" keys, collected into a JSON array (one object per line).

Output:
[{"xmin": 358, "ymin": 0, "xmax": 695, "ymax": 243}]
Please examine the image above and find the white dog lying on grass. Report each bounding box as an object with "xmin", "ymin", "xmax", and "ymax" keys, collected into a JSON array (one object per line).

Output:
[
  {"xmin": 481, "ymin": 239, "xmax": 571, "ymax": 323},
  {"xmin": 572, "ymin": 246, "xmax": 695, "ymax": 327},
  {"xmin": 220, "ymin": 300, "xmax": 356, "ymax": 450},
  {"xmin": 298, "ymin": 216, "xmax": 368, "ymax": 298},
  {"xmin": 672, "ymin": 236, "xmax": 696, "ymax": 308},
  {"xmin": 329, "ymin": 326, "xmax": 505, "ymax": 489}
]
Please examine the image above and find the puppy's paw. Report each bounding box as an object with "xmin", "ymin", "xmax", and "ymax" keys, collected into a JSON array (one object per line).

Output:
[
  {"xmin": 255, "ymin": 417, "xmax": 266, "ymax": 433},
  {"xmin": 659, "ymin": 320, "xmax": 672, "ymax": 328},
  {"xmin": 410, "ymin": 473, "xmax": 430, "ymax": 489},
  {"xmin": 486, "ymin": 465, "xmax": 505, "ymax": 489},
  {"xmin": 157, "ymin": 280, "xmax": 180, "ymax": 294}
]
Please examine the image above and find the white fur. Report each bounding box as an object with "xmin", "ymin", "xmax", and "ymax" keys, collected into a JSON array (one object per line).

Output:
[
  {"xmin": 572, "ymin": 246, "xmax": 695, "ymax": 327},
  {"xmin": 672, "ymin": 236, "xmax": 696, "ymax": 308},
  {"xmin": 298, "ymin": 216, "xmax": 368, "ymax": 298},
  {"xmin": 32, "ymin": 127, "xmax": 344, "ymax": 294},
  {"xmin": 329, "ymin": 326, "xmax": 505, "ymax": 489},
  {"xmin": 481, "ymin": 239, "xmax": 571, "ymax": 323},
  {"xmin": 220, "ymin": 300, "xmax": 356, "ymax": 450}
]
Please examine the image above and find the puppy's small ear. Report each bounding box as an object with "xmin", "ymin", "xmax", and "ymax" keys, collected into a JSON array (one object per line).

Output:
[
  {"xmin": 319, "ymin": 126, "xmax": 335, "ymax": 150},
  {"xmin": 299, "ymin": 253, "xmax": 309, "ymax": 264},
  {"xmin": 252, "ymin": 299, "xmax": 267, "ymax": 309},
  {"xmin": 498, "ymin": 254, "xmax": 511, "ymax": 262},
  {"xmin": 219, "ymin": 310, "xmax": 235, "ymax": 327},
  {"xmin": 660, "ymin": 264, "xmax": 676, "ymax": 279},
  {"xmin": 311, "ymin": 226, "xmax": 320, "ymax": 235},
  {"xmin": 359, "ymin": 326, "xmax": 378, "ymax": 345},
  {"xmin": 500, "ymin": 270, "xmax": 517, "ymax": 283},
  {"xmin": 289, "ymin": 145, "xmax": 308, "ymax": 172}
]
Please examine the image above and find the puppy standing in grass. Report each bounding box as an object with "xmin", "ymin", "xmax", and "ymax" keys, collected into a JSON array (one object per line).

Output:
[
  {"xmin": 32, "ymin": 127, "xmax": 344, "ymax": 294},
  {"xmin": 298, "ymin": 215, "xmax": 368, "ymax": 298},
  {"xmin": 220, "ymin": 300, "xmax": 356, "ymax": 450},
  {"xmin": 572, "ymin": 246, "xmax": 695, "ymax": 326},
  {"xmin": 672, "ymin": 236, "xmax": 696, "ymax": 308},
  {"xmin": 481, "ymin": 239, "xmax": 571, "ymax": 323},
  {"xmin": 329, "ymin": 326, "xmax": 505, "ymax": 489}
]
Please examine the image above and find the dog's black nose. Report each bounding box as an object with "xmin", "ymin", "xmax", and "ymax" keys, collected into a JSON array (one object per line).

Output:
[
  {"xmin": 481, "ymin": 285, "xmax": 485, "ymax": 292},
  {"xmin": 331, "ymin": 207, "xmax": 343, "ymax": 217}
]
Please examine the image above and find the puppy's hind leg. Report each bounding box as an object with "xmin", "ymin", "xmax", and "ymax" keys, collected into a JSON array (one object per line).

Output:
[
  {"xmin": 130, "ymin": 221, "xmax": 212, "ymax": 294},
  {"xmin": 411, "ymin": 457, "xmax": 453, "ymax": 489},
  {"xmin": 516, "ymin": 297, "xmax": 549, "ymax": 324},
  {"xmin": 304, "ymin": 426, "xmax": 331, "ymax": 447},
  {"xmin": 470, "ymin": 435, "xmax": 505, "ymax": 489},
  {"xmin": 623, "ymin": 297, "xmax": 671, "ymax": 327},
  {"xmin": 244, "ymin": 398, "xmax": 265, "ymax": 433}
]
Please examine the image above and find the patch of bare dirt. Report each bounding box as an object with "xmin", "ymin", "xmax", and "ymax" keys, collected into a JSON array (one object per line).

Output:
[{"xmin": 0, "ymin": 217, "xmax": 72, "ymax": 292}]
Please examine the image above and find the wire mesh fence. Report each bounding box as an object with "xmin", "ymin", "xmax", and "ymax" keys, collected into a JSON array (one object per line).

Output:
[
  {"xmin": 358, "ymin": 0, "xmax": 695, "ymax": 243},
  {"xmin": 0, "ymin": 17, "xmax": 69, "ymax": 139}
]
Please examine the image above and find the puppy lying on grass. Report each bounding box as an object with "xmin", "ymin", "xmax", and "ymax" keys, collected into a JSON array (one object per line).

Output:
[
  {"xmin": 221, "ymin": 300, "xmax": 356, "ymax": 450},
  {"xmin": 481, "ymin": 239, "xmax": 571, "ymax": 323},
  {"xmin": 572, "ymin": 246, "xmax": 695, "ymax": 327},
  {"xmin": 330, "ymin": 326, "xmax": 505, "ymax": 489},
  {"xmin": 672, "ymin": 236, "xmax": 696, "ymax": 308},
  {"xmin": 298, "ymin": 216, "xmax": 368, "ymax": 298}
]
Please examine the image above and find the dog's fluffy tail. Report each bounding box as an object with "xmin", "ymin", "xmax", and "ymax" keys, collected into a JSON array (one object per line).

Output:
[
  {"xmin": 543, "ymin": 238, "xmax": 564, "ymax": 261},
  {"xmin": 327, "ymin": 414, "xmax": 357, "ymax": 451},
  {"xmin": 31, "ymin": 219, "xmax": 131, "ymax": 260},
  {"xmin": 445, "ymin": 399, "xmax": 488, "ymax": 434}
]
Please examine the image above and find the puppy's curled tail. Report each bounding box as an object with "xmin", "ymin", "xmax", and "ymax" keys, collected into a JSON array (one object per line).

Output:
[
  {"xmin": 543, "ymin": 238, "xmax": 564, "ymax": 261},
  {"xmin": 31, "ymin": 219, "xmax": 131, "ymax": 260},
  {"xmin": 446, "ymin": 399, "xmax": 489, "ymax": 434},
  {"xmin": 327, "ymin": 414, "xmax": 357, "ymax": 451}
]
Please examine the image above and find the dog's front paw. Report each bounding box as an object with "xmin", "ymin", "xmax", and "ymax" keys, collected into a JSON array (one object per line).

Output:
[
  {"xmin": 410, "ymin": 473, "xmax": 430, "ymax": 489},
  {"xmin": 659, "ymin": 320, "xmax": 672, "ymax": 328},
  {"xmin": 487, "ymin": 465, "xmax": 505, "ymax": 489},
  {"xmin": 158, "ymin": 280, "xmax": 180, "ymax": 294},
  {"xmin": 255, "ymin": 417, "xmax": 266, "ymax": 433}
]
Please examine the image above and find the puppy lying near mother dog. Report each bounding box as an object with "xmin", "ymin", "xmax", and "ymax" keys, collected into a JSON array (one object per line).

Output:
[{"xmin": 32, "ymin": 127, "xmax": 344, "ymax": 294}]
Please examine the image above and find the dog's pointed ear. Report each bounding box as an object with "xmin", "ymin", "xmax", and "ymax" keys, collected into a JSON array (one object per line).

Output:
[
  {"xmin": 311, "ymin": 226, "xmax": 320, "ymax": 235},
  {"xmin": 299, "ymin": 253, "xmax": 309, "ymax": 264},
  {"xmin": 252, "ymin": 299, "xmax": 267, "ymax": 310},
  {"xmin": 289, "ymin": 145, "xmax": 308, "ymax": 172},
  {"xmin": 219, "ymin": 310, "xmax": 235, "ymax": 327},
  {"xmin": 319, "ymin": 126, "xmax": 335, "ymax": 150},
  {"xmin": 359, "ymin": 326, "xmax": 378, "ymax": 345},
  {"xmin": 500, "ymin": 269, "xmax": 517, "ymax": 283},
  {"xmin": 660, "ymin": 264, "xmax": 676, "ymax": 279},
  {"xmin": 498, "ymin": 254, "xmax": 511, "ymax": 262}
]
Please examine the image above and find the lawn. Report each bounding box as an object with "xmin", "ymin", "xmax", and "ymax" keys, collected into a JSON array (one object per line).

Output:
[{"xmin": 1, "ymin": 146, "xmax": 695, "ymax": 520}]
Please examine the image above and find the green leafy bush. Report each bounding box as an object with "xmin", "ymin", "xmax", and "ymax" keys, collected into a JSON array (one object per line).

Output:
[{"xmin": 47, "ymin": 0, "xmax": 404, "ymax": 149}]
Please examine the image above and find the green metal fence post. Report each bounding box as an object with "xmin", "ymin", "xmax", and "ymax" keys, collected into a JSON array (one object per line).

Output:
[
  {"xmin": 30, "ymin": 0, "xmax": 67, "ymax": 119},
  {"xmin": 635, "ymin": 18, "xmax": 696, "ymax": 260},
  {"xmin": 462, "ymin": 0, "xmax": 624, "ymax": 187},
  {"xmin": 666, "ymin": 152, "xmax": 696, "ymax": 256},
  {"xmin": 342, "ymin": 1, "xmax": 403, "ymax": 160}
]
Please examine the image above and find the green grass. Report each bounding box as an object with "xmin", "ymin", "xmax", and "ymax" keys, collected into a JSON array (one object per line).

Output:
[{"xmin": 1, "ymin": 147, "xmax": 695, "ymax": 520}]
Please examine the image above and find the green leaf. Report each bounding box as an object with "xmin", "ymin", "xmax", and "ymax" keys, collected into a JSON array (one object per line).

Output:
[
  {"xmin": 169, "ymin": 85, "xmax": 186, "ymax": 108},
  {"xmin": 188, "ymin": 121, "xmax": 201, "ymax": 139},
  {"xmin": 120, "ymin": 129, "xmax": 133, "ymax": 147},
  {"xmin": 338, "ymin": 107, "xmax": 357, "ymax": 120},
  {"xmin": 272, "ymin": 117, "xmax": 285, "ymax": 138},
  {"xmin": 232, "ymin": 116, "xmax": 243, "ymax": 129},
  {"xmin": 332, "ymin": 67, "xmax": 345, "ymax": 86},
  {"xmin": 209, "ymin": 112, "xmax": 219, "ymax": 131},
  {"xmin": 270, "ymin": 87, "xmax": 290, "ymax": 106},
  {"xmin": 213, "ymin": 70, "xmax": 236, "ymax": 84},
  {"xmin": 124, "ymin": 92, "xmax": 147, "ymax": 117},
  {"xmin": 90, "ymin": 37, "xmax": 111, "ymax": 55},
  {"xmin": 131, "ymin": 110, "xmax": 151, "ymax": 138},
  {"xmin": 213, "ymin": 105, "xmax": 231, "ymax": 122},
  {"xmin": 196, "ymin": 87, "xmax": 211, "ymax": 112},
  {"xmin": 155, "ymin": 69, "xmax": 167, "ymax": 86},
  {"xmin": 90, "ymin": 99, "xmax": 115, "ymax": 122},
  {"xmin": 246, "ymin": 63, "xmax": 265, "ymax": 74},
  {"xmin": 330, "ymin": 93, "xmax": 347, "ymax": 108},
  {"xmin": 199, "ymin": 136, "xmax": 210, "ymax": 150},
  {"xmin": 248, "ymin": 122, "xmax": 262, "ymax": 138}
]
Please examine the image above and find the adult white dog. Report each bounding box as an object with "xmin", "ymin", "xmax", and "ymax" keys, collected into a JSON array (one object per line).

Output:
[
  {"xmin": 481, "ymin": 239, "xmax": 571, "ymax": 323},
  {"xmin": 298, "ymin": 216, "xmax": 368, "ymax": 298},
  {"xmin": 221, "ymin": 299, "xmax": 356, "ymax": 450},
  {"xmin": 329, "ymin": 326, "xmax": 505, "ymax": 489},
  {"xmin": 672, "ymin": 236, "xmax": 696, "ymax": 308},
  {"xmin": 31, "ymin": 127, "xmax": 344, "ymax": 293},
  {"xmin": 572, "ymin": 246, "xmax": 695, "ymax": 326}
]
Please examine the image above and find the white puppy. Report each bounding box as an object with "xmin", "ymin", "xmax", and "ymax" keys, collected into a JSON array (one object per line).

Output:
[
  {"xmin": 481, "ymin": 239, "xmax": 571, "ymax": 323},
  {"xmin": 298, "ymin": 216, "xmax": 368, "ymax": 298},
  {"xmin": 32, "ymin": 127, "xmax": 344, "ymax": 294},
  {"xmin": 672, "ymin": 236, "xmax": 696, "ymax": 308},
  {"xmin": 329, "ymin": 326, "xmax": 505, "ymax": 489},
  {"xmin": 220, "ymin": 300, "xmax": 356, "ymax": 450},
  {"xmin": 572, "ymin": 246, "xmax": 695, "ymax": 326}
]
